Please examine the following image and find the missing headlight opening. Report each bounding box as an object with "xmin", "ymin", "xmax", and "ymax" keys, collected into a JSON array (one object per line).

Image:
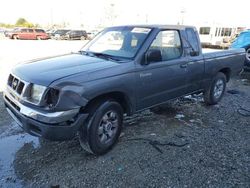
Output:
[{"xmin": 44, "ymin": 88, "xmax": 59, "ymax": 108}]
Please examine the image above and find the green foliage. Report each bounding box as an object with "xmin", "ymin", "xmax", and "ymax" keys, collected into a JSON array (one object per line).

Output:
[
  {"xmin": 0, "ymin": 18, "xmax": 40, "ymax": 29},
  {"xmin": 0, "ymin": 23, "xmax": 14, "ymax": 28},
  {"xmin": 15, "ymin": 18, "xmax": 35, "ymax": 28},
  {"xmin": 16, "ymin": 18, "xmax": 27, "ymax": 26}
]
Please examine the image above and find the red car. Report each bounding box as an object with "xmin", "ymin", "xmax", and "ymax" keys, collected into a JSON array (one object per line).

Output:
[{"xmin": 9, "ymin": 28, "xmax": 49, "ymax": 40}]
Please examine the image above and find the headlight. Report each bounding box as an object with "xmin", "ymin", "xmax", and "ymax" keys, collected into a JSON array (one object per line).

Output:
[{"xmin": 29, "ymin": 84, "xmax": 47, "ymax": 104}]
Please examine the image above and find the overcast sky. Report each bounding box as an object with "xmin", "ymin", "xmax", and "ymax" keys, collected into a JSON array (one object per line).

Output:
[{"xmin": 1, "ymin": 0, "xmax": 250, "ymax": 28}]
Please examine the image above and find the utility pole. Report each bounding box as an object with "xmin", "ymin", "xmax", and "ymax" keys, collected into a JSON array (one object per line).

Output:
[
  {"xmin": 50, "ymin": 8, "xmax": 54, "ymax": 28},
  {"xmin": 145, "ymin": 14, "xmax": 148, "ymax": 24},
  {"xmin": 180, "ymin": 8, "xmax": 186, "ymax": 25},
  {"xmin": 110, "ymin": 3, "xmax": 114, "ymax": 25}
]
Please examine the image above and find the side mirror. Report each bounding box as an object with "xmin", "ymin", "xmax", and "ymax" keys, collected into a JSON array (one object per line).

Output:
[
  {"xmin": 190, "ymin": 51, "xmax": 199, "ymax": 56},
  {"xmin": 145, "ymin": 49, "xmax": 162, "ymax": 64}
]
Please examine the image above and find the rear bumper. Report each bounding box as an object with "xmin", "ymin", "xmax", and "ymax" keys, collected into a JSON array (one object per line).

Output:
[{"xmin": 4, "ymin": 93, "xmax": 88, "ymax": 141}]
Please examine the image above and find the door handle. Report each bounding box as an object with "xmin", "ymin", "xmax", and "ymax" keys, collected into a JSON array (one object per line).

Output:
[{"xmin": 180, "ymin": 63, "xmax": 187, "ymax": 68}]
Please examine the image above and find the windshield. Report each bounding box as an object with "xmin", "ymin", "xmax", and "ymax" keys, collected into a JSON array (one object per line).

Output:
[
  {"xmin": 233, "ymin": 32, "xmax": 250, "ymax": 46},
  {"xmin": 81, "ymin": 26, "xmax": 151, "ymax": 59}
]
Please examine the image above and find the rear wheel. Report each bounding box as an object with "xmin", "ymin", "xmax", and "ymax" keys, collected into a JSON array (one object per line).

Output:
[
  {"xmin": 78, "ymin": 100, "xmax": 123, "ymax": 155},
  {"xmin": 204, "ymin": 72, "xmax": 227, "ymax": 105}
]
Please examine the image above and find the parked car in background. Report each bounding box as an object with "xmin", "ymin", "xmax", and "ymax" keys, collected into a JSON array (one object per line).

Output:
[
  {"xmin": 46, "ymin": 29, "xmax": 56, "ymax": 37},
  {"xmin": 8, "ymin": 28, "xmax": 49, "ymax": 40},
  {"xmin": 0, "ymin": 28, "xmax": 5, "ymax": 38},
  {"xmin": 51, "ymin": 29, "xmax": 70, "ymax": 40},
  {"xmin": 4, "ymin": 30, "xmax": 9, "ymax": 37},
  {"xmin": 230, "ymin": 30, "xmax": 250, "ymax": 68},
  {"xmin": 0, "ymin": 28, "xmax": 5, "ymax": 34},
  {"xmin": 63, "ymin": 30, "xmax": 87, "ymax": 40},
  {"xmin": 87, "ymin": 30, "xmax": 100, "ymax": 39},
  {"xmin": 4, "ymin": 28, "xmax": 19, "ymax": 38}
]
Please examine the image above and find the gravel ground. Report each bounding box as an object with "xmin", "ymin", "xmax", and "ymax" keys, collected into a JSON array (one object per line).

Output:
[
  {"xmin": 0, "ymin": 73, "xmax": 249, "ymax": 188},
  {"xmin": 0, "ymin": 39, "xmax": 249, "ymax": 188}
]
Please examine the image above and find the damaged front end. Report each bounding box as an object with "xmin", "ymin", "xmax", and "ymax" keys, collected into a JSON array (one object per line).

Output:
[{"xmin": 4, "ymin": 74, "xmax": 89, "ymax": 140}]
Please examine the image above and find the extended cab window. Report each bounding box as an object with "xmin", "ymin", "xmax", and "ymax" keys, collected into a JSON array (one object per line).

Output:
[
  {"xmin": 149, "ymin": 30, "xmax": 182, "ymax": 61},
  {"xmin": 186, "ymin": 28, "xmax": 200, "ymax": 56}
]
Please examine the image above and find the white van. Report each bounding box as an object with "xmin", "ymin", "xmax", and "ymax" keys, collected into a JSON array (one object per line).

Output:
[{"xmin": 198, "ymin": 26, "xmax": 245, "ymax": 48}]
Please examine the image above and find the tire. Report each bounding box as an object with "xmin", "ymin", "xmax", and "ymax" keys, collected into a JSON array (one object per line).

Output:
[
  {"xmin": 80, "ymin": 36, "xmax": 86, "ymax": 40},
  {"xmin": 36, "ymin": 36, "xmax": 41, "ymax": 40},
  {"xmin": 204, "ymin": 72, "xmax": 227, "ymax": 105},
  {"xmin": 78, "ymin": 100, "xmax": 123, "ymax": 155},
  {"xmin": 245, "ymin": 48, "xmax": 250, "ymax": 67},
  {"xmin": 13, "ymin": 35, "xmax": 18, "ymax": 40}
]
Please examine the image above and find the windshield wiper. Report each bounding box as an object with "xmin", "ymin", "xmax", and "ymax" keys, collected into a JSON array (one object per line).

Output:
[{"xmin": 79, "ymin": 51, "xmax": 126, "ymax": 62}]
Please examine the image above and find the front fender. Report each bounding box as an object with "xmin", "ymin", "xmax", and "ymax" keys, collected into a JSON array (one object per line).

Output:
[{"xmin": 52, "ymin": 82, "xmax": 89, "ymax": 111}]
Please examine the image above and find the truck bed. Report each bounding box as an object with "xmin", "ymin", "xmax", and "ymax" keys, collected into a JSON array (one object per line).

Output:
[{"xmin": 202, "ymin": 48, "xmax": 245, "ymax": 80}]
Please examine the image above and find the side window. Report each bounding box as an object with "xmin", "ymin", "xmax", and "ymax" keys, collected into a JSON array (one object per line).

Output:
[
  {"xmin": 35, "ymin": 29, "xmax": 45, "ymax": 33},
  {"xmin": 28, "ymin": 29, "xmax": 33, "ymax": 33},
  {"xmin": 215, "ymin": 28, "xmax": 219, "ymax": 37},
  {"xmin": 199, "ymin": 27, "xmax": 210, "ymax": 35},
  {"xmin": 21, "ymin": 29, "xmax": 27, "ymax": 32},
  {"xmin": 186, "ymin": 28, "xmax": 200, "ymax": 55},
  {"xmin": 149, "ymin": 30, "xmax": 182, "ymax": 61}
]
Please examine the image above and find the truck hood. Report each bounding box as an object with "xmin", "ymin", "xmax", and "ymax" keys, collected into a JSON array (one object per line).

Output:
[{"xmin": 12, "ymin": 53, "xmax": 120, "ymax": 86}]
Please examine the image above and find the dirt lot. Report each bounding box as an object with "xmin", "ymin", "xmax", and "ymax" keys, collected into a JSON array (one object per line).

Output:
[{"xmin": 0, "ymin": 40, "xmax": 250, "ymax": 188}]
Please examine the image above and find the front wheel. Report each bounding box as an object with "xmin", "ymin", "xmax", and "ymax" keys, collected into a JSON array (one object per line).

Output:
[
  {"xmin": 204, "ymin": 72, "xmax": 227, "ymax": 105},
  {"xmin": 80, "ymin": 36, "xmax": 86, "ymax": 40},
  {"xmin": 78, "ymin": 100, "xmax": 123, "ymax": 155},
  {"xmin": 13, "ymin": 35, "xmax": 18, "ymax": 40}
]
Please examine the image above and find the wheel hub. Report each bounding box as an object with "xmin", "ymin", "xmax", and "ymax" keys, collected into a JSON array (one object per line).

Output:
[
  {"xmin": 98, "ymin": 111, "xmax": 118, "ymax": 144},
  {"xmin": 214, "ymin": 79, "xmax": 224, "ymax": 98},
  {"xmin": 104, "ymin": 122, "xmax": 112, "ymax": 132}
]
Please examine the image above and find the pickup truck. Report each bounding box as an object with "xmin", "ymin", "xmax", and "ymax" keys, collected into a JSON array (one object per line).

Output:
[{"xmin": 4, "ymin": 25, "xmax": 245, "ymax": 155}]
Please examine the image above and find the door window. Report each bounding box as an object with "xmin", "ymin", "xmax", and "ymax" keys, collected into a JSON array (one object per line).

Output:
[
  {"xmin": 199, "ymin": 27, "xmax": 210, "ymax": 35},
  {"xmin": 149, "ymin": 30, "xmax": 182, "ymax": 61},
  {"xmin": 27, "ymin": 29, "xmax": 34, "ymax": 33},
  {"xmin": 21, "ymin": 29, "xmax": 28, "ymax": 32}
]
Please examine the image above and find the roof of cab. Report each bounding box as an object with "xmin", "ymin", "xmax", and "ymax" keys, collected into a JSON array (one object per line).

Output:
[{"xmin": 107, "ymin": 25, "xmax": 196, "ymax": 30}]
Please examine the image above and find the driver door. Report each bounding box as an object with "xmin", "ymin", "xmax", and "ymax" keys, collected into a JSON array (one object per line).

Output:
[{"xmin": 136, "ymin": 30, "xmax": 189, "ymax": 110}]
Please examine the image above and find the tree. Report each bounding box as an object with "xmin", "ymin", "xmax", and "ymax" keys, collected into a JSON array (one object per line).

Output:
[
  {"xmin": 15, "ymin": 18, "xmax": 35, "ymax": 28},
  {"xmin": 16, "ymin": 18, "xmax": 28, "ymax": 26}
]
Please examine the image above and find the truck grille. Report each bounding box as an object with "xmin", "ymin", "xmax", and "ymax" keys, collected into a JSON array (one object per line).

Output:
[{"xmin": 7, "ymin": 74, "xmax": 25, "ymax": 95}]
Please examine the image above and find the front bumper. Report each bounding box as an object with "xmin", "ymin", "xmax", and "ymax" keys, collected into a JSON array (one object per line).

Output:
[{"xmin": 4, "ymin": 92, "xmax": 88, "ymax": 141}]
